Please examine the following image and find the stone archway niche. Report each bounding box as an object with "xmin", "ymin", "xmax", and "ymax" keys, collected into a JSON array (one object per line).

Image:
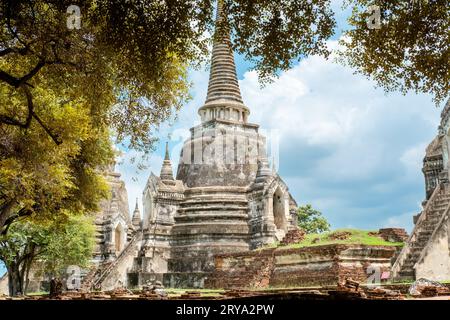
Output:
[
  {"xmin": 115, "ymin": 224, "xmax": 124, "ymax": 253},
  {"xmin": 272, "ymin": 187, "xmax": 287, "ymax": 231}
]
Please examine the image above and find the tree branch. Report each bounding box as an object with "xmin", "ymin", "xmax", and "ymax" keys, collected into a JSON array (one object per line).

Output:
[
  {"xmin": 31, "ymin": 111, "xmax": 62, "ymax": 145},
  {"xmin": 0, "ymin": 60, "xmax": 45, "ymax": 88},
  {"xmin": 1, "ymin": 206, "xmax": 33, "ymax": 236},
  {"xmin": 0, "ymin": 86, "xmax": 33, "ymax": 128},
  {"xmin": 0, "ymin": 46, "xmax": 30, "ymax": 57},
  {"xmin": 0, "ymin": 86, "xmax": 62, "ymax": 145}
]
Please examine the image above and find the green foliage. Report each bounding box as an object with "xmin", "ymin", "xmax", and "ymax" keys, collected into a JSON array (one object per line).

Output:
[
  {"xmin": 0, "ymin": 0, "xmax": 338, "ymax": 232},
  {"xmin": 0, "ymin": 220, "xmax": 47, "ymax": 267},
  {"xmin": 0, "ymin": 0, "xmax": 191, "ymax": 153},
  {"xmin": 40, "ymin": 214, "xmax": 95, "ymax": 274},
  {"xmin": 297, "ymin": 204, "xmax": 330, "ymax": 234},
  {"xmin": 0, "ymin": 0, "xmax": 336, "ymax": 150},
  {"xmin": 284, "ymin": 229, "xmax": 404, "ymax": 248},
  {"xmin": 0, "ymin": 69, "xmax": 112, "ymax": 233},
  {"xmin": 0, "ymin": 214, "xmax": 95, "ymax": 295},
  {"xmin": 340, "ymin": 0, "xmax": 449, "ymax": 104},
  {"xmin": 226, "ymin": 0, "xmax": 335, "ymax": 82},
  {"xmin": 0, "ymin": 214, "xmax": 95, "ymax": 271}
]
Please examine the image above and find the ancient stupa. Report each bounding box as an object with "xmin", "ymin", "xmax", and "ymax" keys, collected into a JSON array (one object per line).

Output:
[{"xmin": 81, "ymin": 1, "xmax": 298, "ymax": 290}]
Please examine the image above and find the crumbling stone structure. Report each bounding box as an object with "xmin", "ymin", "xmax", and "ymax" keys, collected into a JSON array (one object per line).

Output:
[
  {"xmin": 205, "ymin": 244, "xmax": 396, "ymax": 289},
  {"xmin": 392, "ymin": 99, "xmax": 450, "ymax": 281},
  {"xmin": 92, "ymin": 164, "xmax": 134, "ymax": 265}
]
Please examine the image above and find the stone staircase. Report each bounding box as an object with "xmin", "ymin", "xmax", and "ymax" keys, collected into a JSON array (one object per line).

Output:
[
  {"xmin": 79, "ymin": 266, "xmax": 99, "ymax": 292},
  {"xmin": 82, "ymin": 232, "xmax": 142, "ymax": 291},
  {"xmin": 392, "ymin": 184, "xmax": 450, "ymax": 281}
]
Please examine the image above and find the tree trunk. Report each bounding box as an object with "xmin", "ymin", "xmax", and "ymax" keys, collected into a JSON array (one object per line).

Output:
[
  {"xmin": 24, "ymin": 260, "xmax": 31, "ymax": 294},
  {"xmin": 23, "ymin": 248, "xmax": 36, "ymax": 294},
  {"xmin": 0, "ymin": 200, "xmax": 15, "ymax": 233},
  {"xmin": 7, "ymin": 264, "xmax": 23, "ymax": 296}
]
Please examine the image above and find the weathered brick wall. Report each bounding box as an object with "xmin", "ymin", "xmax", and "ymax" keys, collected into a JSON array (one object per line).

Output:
[
  {"xmin": 205, "ymin": 244, "xmax": 397, "ymax": 289},
  {"xmin": 337, "ymin": 246, "xmax": 395, "ymax": 284},
  {"xmin": 279, "ymin": 229, "xmax": 305, "ymax": 246},
  {"xmin": 205, "ymin": 249, "xmax": 276, "ymax": 289},
  {"xmin": 378, "ymin": 228, "xmax": 408, "ymax": 242},
  {"xmin": 270, "ymin": 246, "xmax": 341, "ymax": 288}
]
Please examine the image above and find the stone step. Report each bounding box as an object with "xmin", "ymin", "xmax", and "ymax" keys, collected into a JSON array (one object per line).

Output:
[
  {"xmin": 436, "ymin": 194, "xmax": 450, "ymax": 199},
  {"xmin": 417, "ymin": 215, "xmax": 438, "ymax": 223},
  {"xmin": 416, "ymin": 228, "xmax": 435, "ymax": 239},
  {"xmin": 431, "ymin": 202, "xmax": 448, "ymax": 208},
  {"xmin": 426, "ymin": 219, "xmax": 442, "ymax": 226},
  {"xmin": 415, "ymin": 237, "xmax": 430, "ymax": 244},
  {"xmin": 417, "ymin": 235, "xmax": 432, "ymax": 242},
  {"xmin": 424, "ymin": 214, "xmax": 443, "ymax": 220},
  {"xmin": 410, "ymin": 243, "xmax": 425, "ymax": 250},
  {"xmin": 405, "ymin": 252, "xmax": 421, "ymax": 261},
  {"xmin": 175, "ymin": 213, "xmax": 249, "ymax": 221},
  {"xmin": 423, "ymin": 210, "xmax": 443, "ymax": 216},
  {"xmin": 420, "ymin": 217, "xmax": 439, "ymax": 223},
  {"xmin": 178, "ymin": 207, "xmax": 249, "ymax": 213},
  {"xmin": 402, "ymin": 261, "xmax": 416, "ymax": 268},
  {"xmin": 180, "ymin": 199, "xmax": 248, "ymax": 205},
  {"xmin": 429, "ymin": 210, "xmax": 446, "ymax": 216},
  {"xmin": 433, "ymin": 195, "xmax": 448, "ymax": 200},
  {"xmin": 417, "ymin": 228, "xmax": 435, "ymax": 234},
  {"xmin": 398, "ymin": 270, "xmax": 415, "ymax": 278}
]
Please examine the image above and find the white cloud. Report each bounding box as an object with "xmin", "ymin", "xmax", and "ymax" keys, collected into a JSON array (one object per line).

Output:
[
  {"xmin": 400, "ymin": 143, "xmax": 428, "ymax": 174},
  {"xmin": 237, "ymin": 39, "xmax": 440, "ymax": 230},
  {"xmin": 385, "ymin": 212, "xmax": 417, "ymax": 233},
  {"xmin": 116, "ymin": 148, "xmax": 163, "ymax": 216}
]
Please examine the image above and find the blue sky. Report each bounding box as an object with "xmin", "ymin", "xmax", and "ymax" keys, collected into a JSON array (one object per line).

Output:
[{"xmin": 116, "ymin": 1, "xmax": 443, "ymax": 234}]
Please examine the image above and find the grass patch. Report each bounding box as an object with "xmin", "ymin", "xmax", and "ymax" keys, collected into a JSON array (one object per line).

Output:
[{"xmin": 279, "ymin": 229, "xmax": 404, "ymax": 249}]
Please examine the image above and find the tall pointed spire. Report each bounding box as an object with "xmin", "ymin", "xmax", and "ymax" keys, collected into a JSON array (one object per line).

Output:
[
  {"xmin": 160, "ymin": 142, "xmax": 174, "ymax": 182},
  {"xmin": 198, "ymin": 0, "xmax": 250, "ymax": 124},
  {"xmin": 164, "ymin": 141, "xmax": 170, "ymax": 160}
]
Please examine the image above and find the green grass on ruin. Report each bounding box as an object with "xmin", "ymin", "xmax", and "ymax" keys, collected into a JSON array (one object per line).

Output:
[{"xmin": 264, "ymin": 228, "xmax": 404, "ymax": 250}]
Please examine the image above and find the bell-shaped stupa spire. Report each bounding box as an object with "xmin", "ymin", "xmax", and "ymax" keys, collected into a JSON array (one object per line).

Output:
[{"xmin": 198, "ymin": 0, "xmax": 250, "ymax": 124}]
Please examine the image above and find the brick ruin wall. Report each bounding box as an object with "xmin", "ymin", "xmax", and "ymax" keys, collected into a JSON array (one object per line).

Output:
[
  {"xmin": 377, "ymin": 228, "xmax": 409, "ymax": 243},
  {"xmin": 205, "ymin": 244, "xmax": 397, "ymax": 289}
]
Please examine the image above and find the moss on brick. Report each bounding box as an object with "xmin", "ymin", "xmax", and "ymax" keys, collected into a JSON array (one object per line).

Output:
[{"xmin": 279, "ymin": 229, "xmax": 404, "ymax": 249}]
